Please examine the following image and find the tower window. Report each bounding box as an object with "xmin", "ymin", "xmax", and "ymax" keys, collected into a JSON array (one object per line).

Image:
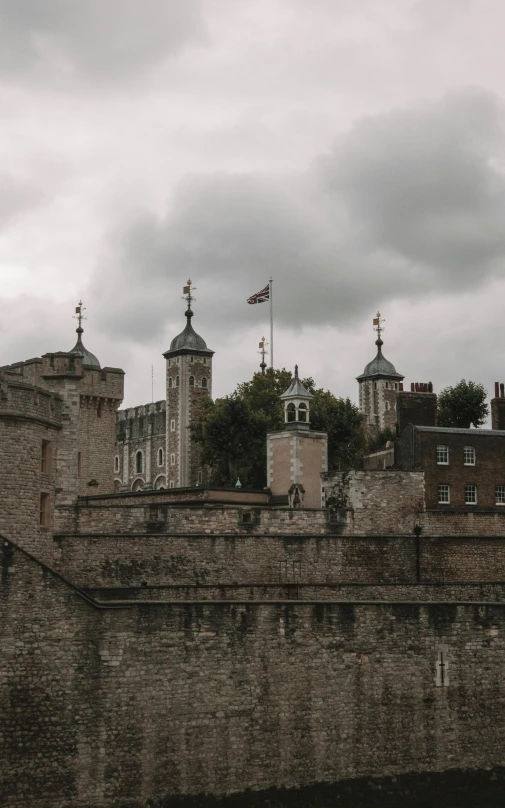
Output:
[
  {"xmin": 40, "ymin": 492, "xmax": 50, "ymax": 528},
  {"xmin": 176, "ymin": 375, "xmax": 180, "ymax": 387},
  {"xmin": 170, "ymin": 419, "xmax": 175, "ymax": 431},
  {"xmin": 384, "ymin": 401, "xmax": 389, "ymax": 411},
  {"xmin": 203, "ymin": 357, "xmax": 207, "ymax": 365},
  {"xmin": 169, "ymin": 480, "xmax": 175, "ymax": 488},
  {"xmin": 190, "ymin": 356, "xmax": 194, "ymax": 363},
  {"xmin": 136, "ymin": 451, "xmax": 143, "ymax": 474},
  {"xmin": 169, "ymin": 377, "xmax": 173, "ymax": 389},
  {"xmin": 298, "ymin": 403, "xmax": 307, "ymax": 422},
  {"xmin": 385, "ymin": 381, "xmax": 389, "ymax": 389},
  {"xmin": 436, "ymin": 445, "xmax": 449, "ymax": 465},
  {"xmin": 170, "ymin": 453, "xmax": 176, "ymax": 466},
  {"xmin": 114, "ymin": 455, "xmax": 120, "ymax": 473},
  {"xmin": 201, "ymin": 377, "xmax": 207, "ymax": 389},
  {"xmin": 463, "ymin": 446, "xmax": 476, "ymax": 466},
  {"xmin": 41, "ymin": 440, "xmax": 52, "ymax": 475},
  {"xmin": 189, "ymin": 375, "xmax": 195, "ymax": 387},
  {"xmin": 158, "ymin": 448, "xmax": 164, "ymax": 466}
]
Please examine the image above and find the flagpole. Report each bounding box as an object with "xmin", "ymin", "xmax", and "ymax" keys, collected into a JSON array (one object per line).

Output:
[{"xmin": 269, "ymin": 277, "xmax": 273, "ymax": 369}]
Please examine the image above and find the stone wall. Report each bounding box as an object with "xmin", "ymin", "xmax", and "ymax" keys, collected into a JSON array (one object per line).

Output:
[
  {"xmin": 116, "ymin": 401, "xmax": 167, "ymax": 491},
  {"xmin": 322, "ymin": 470, "xmax": 425, "ymax": 534},
  {"xmin": 4, "ymin": 539, "xmax": 505, "ymax": 807}
]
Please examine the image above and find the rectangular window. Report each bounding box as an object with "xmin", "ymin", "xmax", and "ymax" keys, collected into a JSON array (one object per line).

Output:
[
  {"xmin": 41, "ymin": 440, "xmax": 52, "ymax": 474},
  {"xmin": 435, "ymin": 646, "xmax": 449, "ymax": 687},
  {"xmin": 385, "ymin": 381, "xmax": 389, "ymax": 389},
  {"xmin": 496, "ymin": 486, "xmax": 505, "ymax": 505},
  {"xmin": 465, "ymin": 484, "xmax": 477, "ymax": 505},
  {"xmin": 40, "ymin": 492, "xmax": 50, "ymax": 528},
  {"xmin": 169, "ymin": 480, "xmax": 174, "ymax": 489},
  {"xmin": 197, "ymin": 470, "xmax": 203, "ymax": 484},
  {"xmin": 384, "ymin": 401, "xmax": 389, "ymax": 411},
  {"xmin": 436, "ymin": 445, "xmax": 449, "ymax": 465},
  {"xmin": 170, "ymin": 453, "xmax": 176, "ymax": 466},
  {"xmin": 170, "ymin": 419, "xmax": 175, "ymax": 431},
  {"xmin": 464, "ymin": 446, "xmax": 476, "ymax": 466},
  {"xmin": 393, "ymin": 383, "xmax": 398, "ymax": 390},
  {"xmin": 438, "ymin": 484, "xmax": 450, "ymax": 504},
  {"xmin": 77, "ymin": 451, "xmax": 82, "ymax": 477}
]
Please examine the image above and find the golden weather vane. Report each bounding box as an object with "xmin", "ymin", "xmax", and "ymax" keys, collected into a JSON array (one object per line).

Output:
[
  {"xmin": 182, "ymin": 279, "xmax": 196, "ymax": 309},
  {"xmin": 372, "ymin": 311, "xmax": 385, "ymax": 341},
  {"xmin": 258, "ymin": 336, "xmax": 269, "ymax": 374}
]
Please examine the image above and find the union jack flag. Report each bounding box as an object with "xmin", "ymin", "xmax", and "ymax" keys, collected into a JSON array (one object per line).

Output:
[{"xmin": 247, "ymin": 283, "xmax": 270, "ymax": 304}]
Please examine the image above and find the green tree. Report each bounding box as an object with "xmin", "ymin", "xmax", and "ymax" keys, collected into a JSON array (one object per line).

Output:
[
  {"xmin": 192, "ymin": 368, "xmax": 366, "ymax": 487},
  {"xmin": 437, "ymin": 379, "xmax": 489, "ymax": 429}
]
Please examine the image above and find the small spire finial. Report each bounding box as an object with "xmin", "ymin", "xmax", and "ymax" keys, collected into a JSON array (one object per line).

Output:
[
  {"xmin": 294, "ymin": 364, "xmax": 299, "ymax": 379},
  {"xmin": 258, "ymin": 336, "xmax": 269, "ymax": 375},
  {"xmin": 73, "ymin": 300, "xmax": 86, "ymax": 338},
  {"xmin": 372, "ymin": 311, "xmax": 385, "ymax": 345},
  {"xmin": 182, "ymin": 279, "xmax": 196, "ymax": 315}
]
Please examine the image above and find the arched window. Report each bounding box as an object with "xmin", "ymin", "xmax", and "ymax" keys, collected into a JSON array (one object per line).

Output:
[
  {"xmin": 168, "ymin": 377, "xmax": 173, "ymax": 389},
  {"xmin": 154, "ymin": 476, "xmax": 166, "ymax": 490},
  {"xmin": 201, "ymin": 377, "xmax": 207, "ymax": 389},
  {"xmin": 298, "ymin": 403, "xmax": 307, "ymax": 422},
  {"xmin": 286, "ymin": 402, "xmax": 296, "ymax": 422},
  {"xmin": 176, "ymin": 375, "xmax": 180, "ymax": 387},
  {"xmin": 136, "ymin": 451, "xmax": 143, "ymax": 474},
  {"xmin": 114, "ymin": 455, "xmax": 120, "ymax": 473},
  {"xmin": 158, "ymin": 447, "xmax": 163, "ymax": 466},
  {"xmin": 189, "ymin": 375, "xmax": 195, "ymax": 387}
]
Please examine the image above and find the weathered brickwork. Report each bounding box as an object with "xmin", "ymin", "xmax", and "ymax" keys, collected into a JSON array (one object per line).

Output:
[
  {"xmin": 4, "ymin": 540, "xmax": 505, "ymax": 808},
  {"xmin": 396, "ymin": 390, "xmax": 437, "ymax": 433}
]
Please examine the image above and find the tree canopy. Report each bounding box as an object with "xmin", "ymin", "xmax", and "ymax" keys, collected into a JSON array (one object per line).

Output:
[
  {"xmin": 192, "ymin": 368, "xmax": 367, "ymax": 488},
  {"xmin": 436, "ymin": 379, "xmax": 489, "ymax": 429}
]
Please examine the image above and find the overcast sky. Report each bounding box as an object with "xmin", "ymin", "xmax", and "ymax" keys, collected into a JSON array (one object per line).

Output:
[{"xmin": 1, "ymin": 0, "xmax": 505, "ymax": 408}]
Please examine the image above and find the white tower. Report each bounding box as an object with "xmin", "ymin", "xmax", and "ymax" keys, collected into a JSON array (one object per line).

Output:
[
  {"xmin": 162, "ymin": 281, "xmax": 214, "ymax": 488},
  {"xmin": 356, "ymin": 312, "xmax": 404, "ymax": 436}
]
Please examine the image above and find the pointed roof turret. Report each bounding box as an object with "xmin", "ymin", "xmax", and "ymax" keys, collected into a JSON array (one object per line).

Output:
[
  {"xmin": 280, "ymin": 365, "xmax": 313, "ymax": 401},
  {"xmin": 68, "ymin": 300, "xmax": 101, "ymax": 368},
  {"xmin": 356, "ymin": 311, "xmax": 403, "ymax": 382},
  {"xmin": 163, "ymin": 279, "xmax": 214, "ymax": 358}
]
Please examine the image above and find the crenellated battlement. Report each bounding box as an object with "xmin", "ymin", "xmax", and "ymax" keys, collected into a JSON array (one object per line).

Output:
[{"xmin": 0, "ymin": 373, "xmax": 62, "ymax": 427}]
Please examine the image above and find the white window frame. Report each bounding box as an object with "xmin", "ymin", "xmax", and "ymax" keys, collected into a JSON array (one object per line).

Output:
[
  {"xmin": 465, "ymin": 484, "xmax": 477, "ymax": 505},
  {"xmin": 170, "ymin": 419, "xmax": 176, "ymax": 432},
  {"xmin": 170, "ymin": 453, "xmax": 176, "ymax": 466},
  {"xmin": 496, "ymin": 486, "xmax": 505, "ymax": 505},
  {"xmin": 437, "ymin": 445, "xmax": 449, "ymax": 465},
  {"xmin": 463, "ymin": 446, "xmax": 476, "ymax": 466},
  {"xmin": 438, "ymin": 484, "xmax": 450, "ymax": 504},
  {"xmin": 114, "ymin": 455, "xmax": 120, "ymax": 473},
  {"xmin": 169, "ymin": 480, "xmax": 174, "ymax": 489},
  {"xmin": 135, "ymin": 451, "xmax": 143, "ymax": 474},
  {"xmin": 157, "ymin": 448, "xmax": 164, "ymax": 467}
]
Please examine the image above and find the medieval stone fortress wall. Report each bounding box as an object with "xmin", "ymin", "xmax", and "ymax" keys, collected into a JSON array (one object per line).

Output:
[{"xmin": 4, "ymin": 293, "xmax": 505, "ymax": 806}]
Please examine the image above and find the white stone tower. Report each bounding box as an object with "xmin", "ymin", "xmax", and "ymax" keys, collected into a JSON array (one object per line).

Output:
[
  {"xmin": 356, "ymin": 312, "xmax": 404, "ymax": 436},
  {"xmin": 162, "ymin": 280, "xmax": 214, "ymax": 488}
]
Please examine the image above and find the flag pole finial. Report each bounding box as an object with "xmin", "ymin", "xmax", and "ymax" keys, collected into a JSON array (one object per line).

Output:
[
  {"xmin": 258, "ymin": 336, "xmax": 269, "ymax": 374},
  {"xmin": 373, "ymin": 311, "xmax": 385, "ymax": 345},
  {"xmin": 182, "ymin": 279, "xmax": 197, "ymax": 317}
]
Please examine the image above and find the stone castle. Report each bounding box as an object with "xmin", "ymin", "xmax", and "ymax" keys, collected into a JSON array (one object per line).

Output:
[{"xmin": 3, "ymin": 293, "xmax": 505, "ymax": 807}]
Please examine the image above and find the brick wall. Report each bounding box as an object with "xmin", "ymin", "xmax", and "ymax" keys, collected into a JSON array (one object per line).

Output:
[
  {"xmin": 396, "ymin": 390, "xmax": 437, "ymax": 432},
  {"xmin": 5, "ymin": 540, "xmax": 505, "ymax": 806}
]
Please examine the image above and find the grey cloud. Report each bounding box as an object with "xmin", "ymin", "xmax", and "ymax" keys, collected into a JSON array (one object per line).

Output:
[
  {"xmin": 0, "ymin": 173, "xmax": 46, "ymax": 228},
  {"xmin": 0, "ymin": 0, "xmax": 204, "ymax": 84},
  {"xmin": 87, "ymin": 89, "xmax": 505, "ymax": 346}
]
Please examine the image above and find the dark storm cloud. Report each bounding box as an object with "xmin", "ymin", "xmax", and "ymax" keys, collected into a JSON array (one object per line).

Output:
[
  {"xmin": 87, "ymin": 89, "xmax": 505, "ymax": 344},
  {"xmin": 0, "ymin": 0, "xmax": 204, "ymax": 83}
]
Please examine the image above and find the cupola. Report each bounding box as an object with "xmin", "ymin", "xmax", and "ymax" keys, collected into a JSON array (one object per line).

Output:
[{"xmin": 280, "ymin": 365, "xmax": 313, "ymax": 429}]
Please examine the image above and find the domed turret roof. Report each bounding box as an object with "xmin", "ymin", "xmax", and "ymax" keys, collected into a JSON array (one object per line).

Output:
[
  {"xmin": 356, "ymin": 338, "xmax": 404, "ymax": 382},
  {"xmin": 164, "ymin": 307, "xmax": 213, "ymax": 357},
  {"xmin": 69, "ymin": 327, "xmax": 101, "ymax": 368}
]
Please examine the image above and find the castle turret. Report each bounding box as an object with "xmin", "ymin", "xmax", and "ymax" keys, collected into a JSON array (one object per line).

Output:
[
  {"xmin": 356, "ymin": 312, "xmax": 404, "ymax": 436},
  {"xmin": 267, "ymin": 366, "xmax": 327, "ymax": 508},
  {"xmin": 162, "ymin": 280, "xmax": 214, "ymax": 488}
]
